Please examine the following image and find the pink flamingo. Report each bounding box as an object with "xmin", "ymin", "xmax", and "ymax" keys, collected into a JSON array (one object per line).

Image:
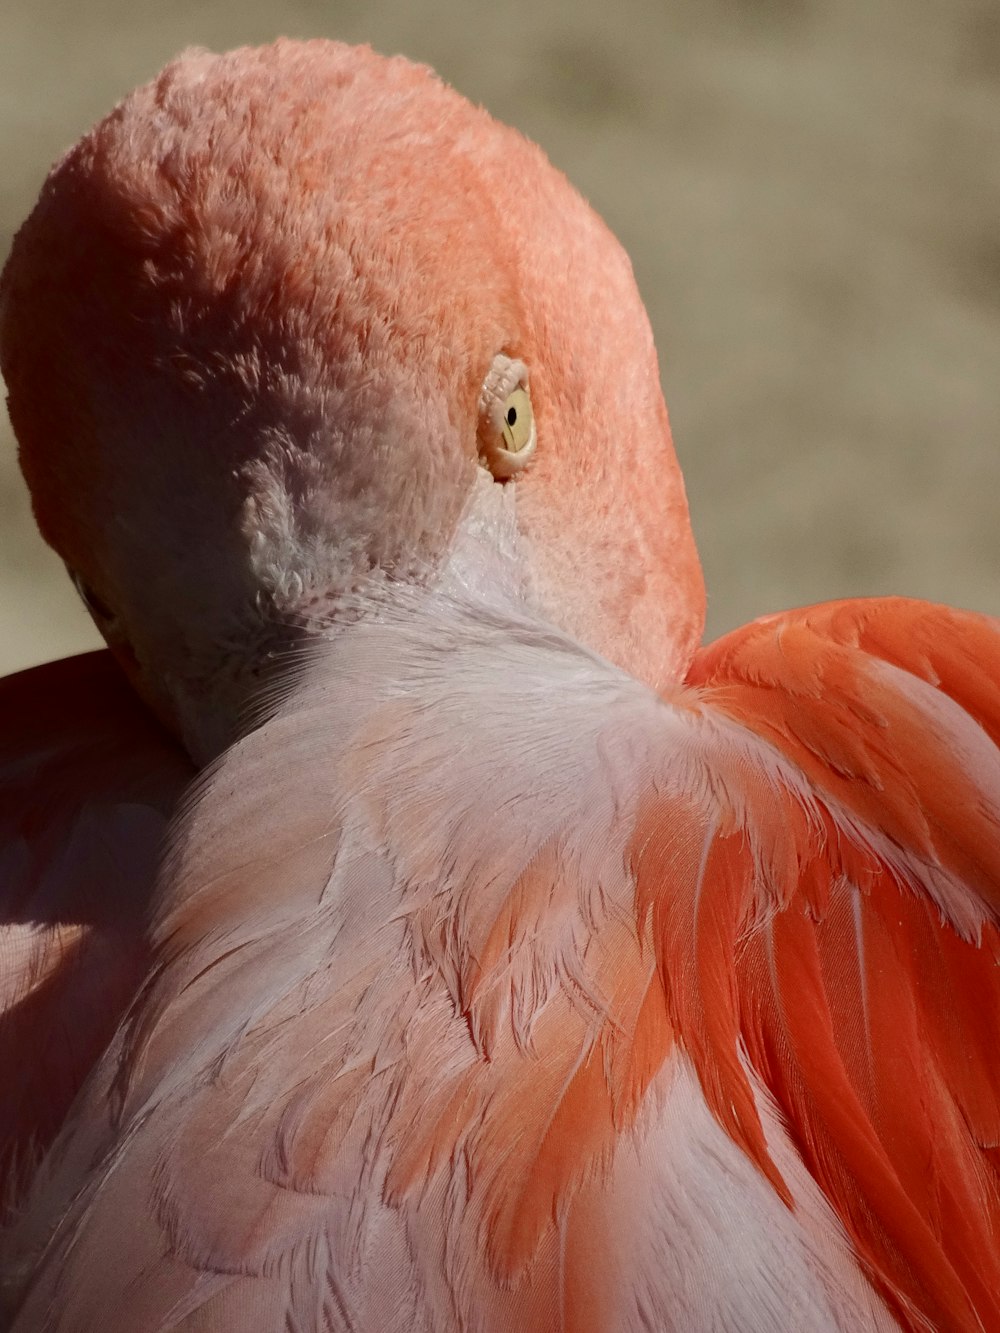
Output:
[{"xmin": 1, "ymin": 39, "xmax": 999, "ymax": 1332}]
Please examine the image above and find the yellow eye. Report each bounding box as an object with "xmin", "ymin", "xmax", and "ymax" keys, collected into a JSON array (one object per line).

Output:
[
  {"xmin": 500, "ymin": 387, "xmax": 533, "ymax": 455},
  {"xmin": 477, "ymin": 354, "xmax": 537, "ymax": 480}
]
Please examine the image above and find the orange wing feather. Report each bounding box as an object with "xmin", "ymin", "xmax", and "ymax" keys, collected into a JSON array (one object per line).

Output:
[{"xmin": 668, "ymin": 597, "xmax": 1000, "ymax": 1329}]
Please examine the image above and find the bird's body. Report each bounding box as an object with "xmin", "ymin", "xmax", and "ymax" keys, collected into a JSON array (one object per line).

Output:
[
  {"xmin": 1, "ymin": 39, "xmax": 999, "ymax": 1333},
  {"xmin": 0, "ymin": 652, "xmax": 191, "ymax": 1196}
]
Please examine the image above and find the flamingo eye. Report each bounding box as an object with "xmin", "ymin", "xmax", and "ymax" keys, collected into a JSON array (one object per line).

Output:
[
  {"xmin": 500, "ymin": 387, "xmax": 533, "ymax": 457},
  {"xmin": 477, "ymin": 354, "xmax": 537, "ymax": 480}
]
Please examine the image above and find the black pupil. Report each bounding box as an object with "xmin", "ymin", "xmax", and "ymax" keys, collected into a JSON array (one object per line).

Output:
[{"xmin": 506, "ymin": 406, "xmax": 517, "ymax": 427}]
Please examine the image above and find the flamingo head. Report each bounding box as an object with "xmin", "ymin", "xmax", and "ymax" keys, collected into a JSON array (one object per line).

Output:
[{"xmin": 0, "ymin": 40, "xmax": 704, "ymax": 760}]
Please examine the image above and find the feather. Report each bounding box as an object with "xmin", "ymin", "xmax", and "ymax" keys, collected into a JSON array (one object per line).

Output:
[
  {"xmin": 8, "ymin": 597, "xmax": 999, "ymax": 1329},
  {"xmin": 0, "ymin": 651, "xmax": 190, "ymax": 1210}
]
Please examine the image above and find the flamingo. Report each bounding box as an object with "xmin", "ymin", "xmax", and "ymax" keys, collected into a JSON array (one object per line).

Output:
[{"xmin": 1, "ymin": 38, "xmax": 999, "ymax": 1332}]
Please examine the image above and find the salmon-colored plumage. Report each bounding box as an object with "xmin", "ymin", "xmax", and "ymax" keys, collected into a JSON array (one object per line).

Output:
[
  {"xmin": 0, "ymin": 654, "xmax": 190, "ymax": 1195},
  {"xmin": 1, "ymin": 38, "xmax": 999, "ymax": 1333}
]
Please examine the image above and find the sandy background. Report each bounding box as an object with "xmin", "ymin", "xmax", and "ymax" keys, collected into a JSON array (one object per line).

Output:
[{"xmin": 2, "ymin": 0, "xmax": 999, "ymax": 676}]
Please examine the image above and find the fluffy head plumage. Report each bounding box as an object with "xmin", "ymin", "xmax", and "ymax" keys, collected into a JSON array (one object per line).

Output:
[{"xmin": 0, "ymin": 39, "xmax": 703, "ymax": 755}]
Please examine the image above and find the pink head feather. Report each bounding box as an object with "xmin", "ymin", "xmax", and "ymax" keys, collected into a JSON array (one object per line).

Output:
[{"xmin": 0, "ymin": 40, "xmax": 704, "ymax": 753}]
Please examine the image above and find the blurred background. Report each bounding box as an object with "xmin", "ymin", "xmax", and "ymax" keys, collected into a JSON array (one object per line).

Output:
[{"xmin": 2, "ymin": 0, "xmax": 999, "ymax": 675}]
